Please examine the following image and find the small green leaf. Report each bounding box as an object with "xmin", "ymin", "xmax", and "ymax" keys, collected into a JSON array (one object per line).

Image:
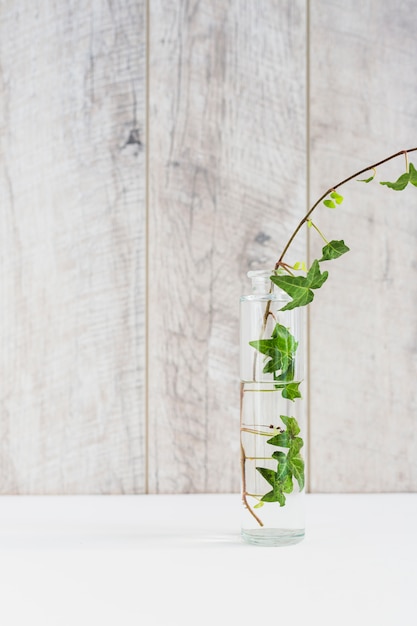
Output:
[
  {"xmin": 307, "ymin": 220, "xmax": 313, "ymax": 228},
  {"xmin": 253, "ymin": 501, "xmax": 264, "ymax": 509},
  {"xmin": 357, "ymin": 168, "xmax": 376, "ymax": 183},
  {"xmin": 330, "ymin": 191, "xmax": 344, "ymax": 204},
  {"xmin": 293, "ymin": 261, "xmax": 307, "ymax": 272},
  {"xmin": 271, "ymin": 259, "xmax": 328, "ymax": 311},
  {"xmin": 320, "ymin": 239, "xmax": 350, "ymax": 262},
  {"xmin": 323, "ymin": 199, "xmax": 336, "ymax": 208}
]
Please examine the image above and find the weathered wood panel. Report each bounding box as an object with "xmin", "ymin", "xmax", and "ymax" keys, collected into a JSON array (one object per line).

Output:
[
  {"xmin": 309, "ymin": 0, "xmax": 417, "ymax": 491},
  {"xmin": 148, "ymin": 0, "xmax": 307, "ymax": 492},
  {"xmin": 0, "ymin": 1, "xmax": 146, "ymax": 493}
]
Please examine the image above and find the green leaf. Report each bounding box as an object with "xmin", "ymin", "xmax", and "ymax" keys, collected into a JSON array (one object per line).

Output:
[
  {"xmin": 275, "ymin": 381, "xmax": 302, "ymax": 401},
  {"xmin": 323, "ymin": 199, "xmax": 336, "ymax": 208},
  {"xmin": 261, "ymin": 488, "xmax": 286, "ymax": 506},
  {"xmin": 320, "ymin": 239, "xmax": 350, "ymax": 262},
  {"xmin": 293, "ymin": 261, "xmax": 307, "ymax": 271},
  {"xmin": 256, "ymin": 466, "xmax": 287, "ymax": 506},
  {"xmin": 330, "ymin": 191, "xmax": 344, "ymax": 204},
  {"xmin": 267, "ymin": 431, "xmax": 290, "ymax": 448},
  {"xmin": 256, "ymin": 414, "xmax": 305, "ymax": 506},
  {"xmin": 357, "ymin": 170, "xmax": 375, "ymax": 183},
  {"xmin": 271, "ymin": 451, "xmax": 287, "ymax": 462},
  {"xmin": 271, "ymin": 260, "xmax": 328, "ymax": 311},
  {"xmin": 280, "ymin": 415, "xmax": 301, "ymax": 437},
  {"xmin": 256, "ymin": 467, "xmax": 276, "ymax": 487},
  {"xmin": 249, "ymin": 323, "xmax": 298, "ymax": 379},
  {"xmin": 253, "ymin": 501, "xmax": 264, "ymax": 509},
  {"xmin": 380, "ymin": 170, "xmax": 410, "ymax": 190},
  {"xmin": 257, "ymin": 467, "xmax": 289, "ymax": 506}
]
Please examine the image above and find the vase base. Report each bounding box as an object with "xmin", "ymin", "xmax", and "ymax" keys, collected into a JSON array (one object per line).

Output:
[{"xmin": 241, "ymin": 528, "xmax": 305, "ymax": 547}]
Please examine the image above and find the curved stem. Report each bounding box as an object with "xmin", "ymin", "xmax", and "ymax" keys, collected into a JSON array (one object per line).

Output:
[
  {"xmin": 275, "ymin": 147, "xmax": 417, "ymax": 268},
  {"xmin": 240, "ymin": 443, "xmax": 264, "ymax": 527}
]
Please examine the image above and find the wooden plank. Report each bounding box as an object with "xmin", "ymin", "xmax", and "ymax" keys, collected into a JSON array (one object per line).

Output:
[
  {"xmin": 309, "ymin": 0, "xmax": 417, "ymax": 492},
  {"xmin": 0, "ymin": 1, "xmax": 146, "ymax": 493},
  {"xmin": 148, "ymin": 0, "xmax": 307, "ymax": 492}
]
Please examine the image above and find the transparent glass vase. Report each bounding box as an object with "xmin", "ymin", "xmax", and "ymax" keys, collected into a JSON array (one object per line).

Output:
[{"xmin": 240, "ymin": 270, "xmax": 306, "ymax": 546}]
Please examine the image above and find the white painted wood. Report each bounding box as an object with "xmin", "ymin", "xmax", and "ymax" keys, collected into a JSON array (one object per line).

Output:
[
  {"xmin": 148, "ymin": 0, "xmax": 307, "ymax": 492},
  {"xmin": 0, "ymin": 0, "xmax": 146, "ymax": 493},
  {"xmin": 309, "ymin": 0, "xmax": 417, "ymax": 491},
  {"xmin": 3, "ymin": 0, "xmax": 415, "ymax": 496}
]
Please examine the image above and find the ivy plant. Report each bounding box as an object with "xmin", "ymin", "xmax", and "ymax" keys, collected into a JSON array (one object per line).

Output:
[{"xmin": 242, "ymin": 147, "xmax": 417, "ymax": 526}]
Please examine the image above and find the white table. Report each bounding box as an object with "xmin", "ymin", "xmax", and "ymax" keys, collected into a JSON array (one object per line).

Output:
[{"xmin": 0, "ymin": 494, "xmax": 415, "ymax": 625}]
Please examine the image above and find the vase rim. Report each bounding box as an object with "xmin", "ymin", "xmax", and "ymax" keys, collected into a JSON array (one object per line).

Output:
[{"xmin": 247, "ymin": 269, "xmax": 275, "ymax": 279}]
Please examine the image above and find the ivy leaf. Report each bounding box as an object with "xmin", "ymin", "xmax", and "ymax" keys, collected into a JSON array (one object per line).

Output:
[
  {"xmin": 380, "ymin": 163, "xmax": 417, "ymax": 190},
  {"xmin": 320, "ymin": 239, "xmax": 350, "ymax": 262},
  {"xmin": 256, "ymin": 467, "xmax": 290, "ymax": 506},
  {"xmin": 256, "ymin": 467, "xmax": 286, "ymax": 506},
  {"xmin": 267, "ymin": 416, "xmax": 304, "ymax": 457},
  {"xmin": 256, "ymin": 467, "xmax": 276, "ymax": 487},
  {"xmin": 323, "ymin": 199, "xmax": 336, "ymax": 208},
  {"xmin": 267, "ymin": 431, "xmax": 290, "ymax": 448},
  {"xmin": 261, "ymin": 488, "xmax": 286, "ymax": 507},
  {"xmin": 280, "ymin": 415, "xmax": 301, "ymax": 437},
  {"xmin": 249, "ymin": 323, "xmax": 298, "ymax": 378},
  {"xmin": 274, "ymin": 381, "xmax": 302, "ymax": 401},
  {"xmin": 256, "ymin": 415, "xmax": 305, "ymax": 505},
  {"xmin": 380, "ymin": 171, "xmax": 410, "ymax": 190},
  {"xmin": 271, "ymin": 260, "xmax": 328, "ymax": 311}
]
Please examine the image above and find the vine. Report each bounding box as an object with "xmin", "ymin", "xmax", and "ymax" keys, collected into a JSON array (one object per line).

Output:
[{"xmin": 242, "ymin": 147, "xmax": 417, "ymax": 527}]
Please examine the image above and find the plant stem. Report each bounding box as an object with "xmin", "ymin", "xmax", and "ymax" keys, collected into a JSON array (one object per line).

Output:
[
  {"xmin": 275, "ymin": 147, "xmax": 417, "ymax": 268},
  {"xmin": 309, "ymin": 221, "xmax": 329, "ymax": 244},
  {"xmin": 256, "ymin": 147, "xmax": 417, "ymax": 378},
  {"xmin": 241, "ymin": 443, "xmax": 264, "ymax": 527},
  {"xmin": 240, "ymin": 383, "xmax": 264, "ymax": 526}
]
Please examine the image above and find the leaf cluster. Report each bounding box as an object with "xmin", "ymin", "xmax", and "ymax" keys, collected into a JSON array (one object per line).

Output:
[
  {"xmin": 256, "ymin": 415, "xmax": 304, "ymax": 507},
  {"xmin": 270, "ymin": 238, "xmax": 350, "ymax": 311}
]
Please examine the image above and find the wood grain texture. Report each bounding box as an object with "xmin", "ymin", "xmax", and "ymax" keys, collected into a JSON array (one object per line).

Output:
[
  {"xmin": 309, "ymin": 0, "xmax": 417, "ymax": 492},
  {"xmin": 148, "ymin": 0, "xmax": 307, "ymax": 493},
  {"xmin": 0, "ymin": 0, "xmax": 146, "ymax": 493}
]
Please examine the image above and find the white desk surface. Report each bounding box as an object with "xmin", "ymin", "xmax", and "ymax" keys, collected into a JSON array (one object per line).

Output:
[{"xmin": 0, "ymin": 493, "xmax": 415, "ymax": 626}]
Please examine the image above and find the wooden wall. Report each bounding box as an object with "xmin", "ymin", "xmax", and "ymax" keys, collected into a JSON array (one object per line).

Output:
[{"xmin": 0, "ymin": 0, "xmax": 416, "ymax": 494}]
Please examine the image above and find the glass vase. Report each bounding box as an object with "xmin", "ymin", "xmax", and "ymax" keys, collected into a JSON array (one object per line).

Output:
[{"xmin": 240, "ymin": 270, "xmax": 306, "ymax": 546}]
